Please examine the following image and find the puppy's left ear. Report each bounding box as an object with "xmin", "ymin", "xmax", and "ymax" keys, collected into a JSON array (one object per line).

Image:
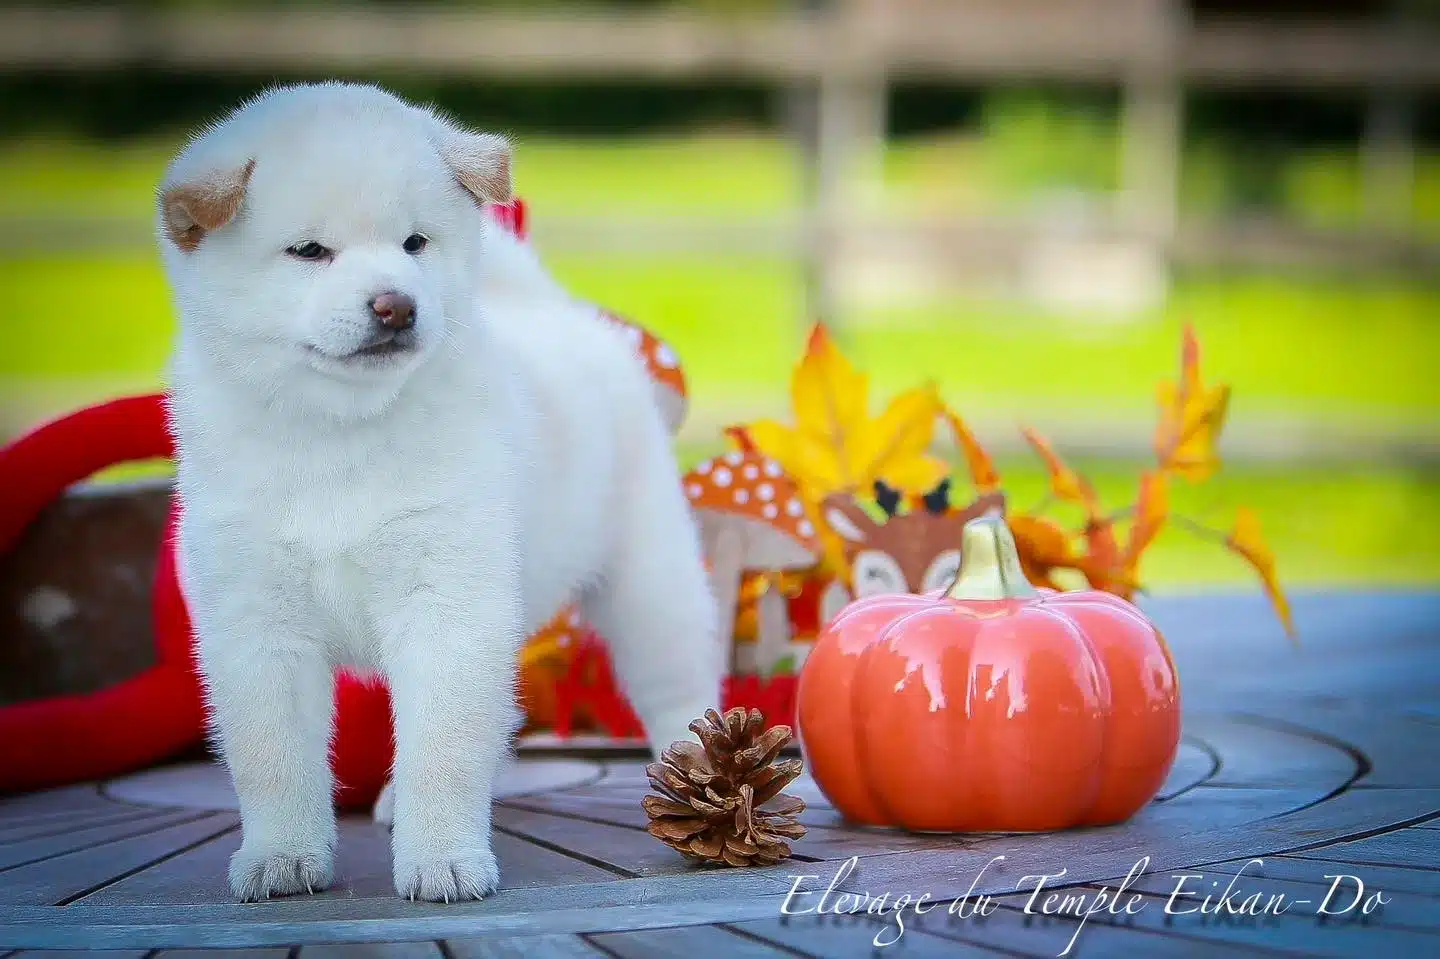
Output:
[{"xmin": 438, "ymin": 129, "xmax": 513, "ymax": 207}]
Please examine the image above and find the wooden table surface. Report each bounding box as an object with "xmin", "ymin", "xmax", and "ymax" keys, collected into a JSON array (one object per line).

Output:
[{"xmin": 1, "ymin": 590, "xmax": 1437, "ymax": 958}]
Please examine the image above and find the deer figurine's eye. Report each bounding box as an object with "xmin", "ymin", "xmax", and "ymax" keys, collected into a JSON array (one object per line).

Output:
[
  {"xmin": 922, "ymin": 549, "xmax": 962, "ymax": 594},
  {"xmin": 851, "ymin": 550, "xmax": 907, "ymax": 598}
]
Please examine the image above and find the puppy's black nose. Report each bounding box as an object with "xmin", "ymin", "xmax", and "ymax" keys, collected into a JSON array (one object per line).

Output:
[{"xmin": 370, "ymin": 291, "xmax": 416, "ymax": 331}]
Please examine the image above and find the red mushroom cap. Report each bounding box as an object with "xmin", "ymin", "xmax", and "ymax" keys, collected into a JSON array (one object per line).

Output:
[{"xmin": 683, "ymin": 447, "xmax": 819, "ymax": 558}]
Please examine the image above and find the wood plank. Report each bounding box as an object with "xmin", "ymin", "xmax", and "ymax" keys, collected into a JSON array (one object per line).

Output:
[
  {"xmin": 0, "ymin": 860, "xmax": 800, "ymax": 947},
  {"xmin": 11, "ymin": 952, "xmax": 149, "ymax": 958},
  {"xmin": 303, "ymin": 943, "xmax": 442, "ymax": 959},
  {"xmin": 0, "ymin": 807, "xmax": 167, "ymax": 844},
  {"xmin": 984, "ymin": 886, "xmax": 1440, "ymax": 958},
  {"xmin": 102, "ymin": 758, "xmax": 604, "ymax": 812},
  {"xmin": 1185, "ymin": 715, "xmax": 1358, "ymax": 791},
  {"xmin": 156, "ymin": 944, "xmax": 290, "ymax": 950},
  {"xmin": 1289, "ymin": 830, "xmax": 1440, "ymax": 872},
  {"xmin": 0, "ymin": 809, "xmax": 220, "ymax": 870},
  {"xmin": 0, "ymin": 813, "xmax": 237, "ymax": 906},
  {"xmin": 83, "ymin": 815, "xmax": 616, "ymax": 905},
  {"xmin": 887, "ymin": 904, "xmax": 1285, "ymax": 958},
  {"xmin": 501, "ymin": 793, "xmax": 959, "ymax": 860},
  {"xmin": 1197, "ymin": 855, "xmax": 1440, "ymax": 897},
  {"xmin": 1115, "ymin": 868, "xmax": 1440, "ymax": 931},
  {"xmin": 446, "ymin": 934, "xmax": 609, "ymax": 959},
  {"xmin": 491, "ymin": 805, "xmax": 697, "ymax": 878},
  {"xmin": 727, "ymin": 916, "xmax": 1004, "ymax": 957},
  {"xmin": 77, "ymin": 826, "xmax": 241, "ymax": 905},
  {"xmin": 806, "ymin": 788, "xmax": 1440, "ymax": 906},
  {"xmin": 0, "ymin": 886, "xmax": 798, "ymax": 951},
  {"xmin": 590, "ymin": 924, "xmax": 799, "ymax": 959},
  {"xmin": 0, "ymin": 786, "xmax": 116, "ymax": 819}
]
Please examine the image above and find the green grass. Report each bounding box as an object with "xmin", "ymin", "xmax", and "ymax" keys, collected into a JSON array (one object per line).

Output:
[
  {"xmin": 14, "ymin": 251, "xmax": 1434, "ymax": 428},
  {"xmin": 3, "ymin": 128, "xmax": 1438, "ymax": 592}
]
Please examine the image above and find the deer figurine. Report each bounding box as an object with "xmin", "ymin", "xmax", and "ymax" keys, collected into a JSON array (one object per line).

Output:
[{"xmin": 822, "ymin": 479, "xmax": 1007, "ymax": 599}]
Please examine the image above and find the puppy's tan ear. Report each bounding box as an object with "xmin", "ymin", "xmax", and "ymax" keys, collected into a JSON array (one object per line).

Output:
[
  {"xmin": 160, "ymin": 159, "xmax": 255, "ymax": 253},
  {"xmin": 439, "ymin": 131, "xmax": 512, "ymax": 207}
]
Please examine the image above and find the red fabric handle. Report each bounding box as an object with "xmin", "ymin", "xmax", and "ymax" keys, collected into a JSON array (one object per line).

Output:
[{"xmin": 0, "ymin": 393, "xmax": 207, "ymax": 796}]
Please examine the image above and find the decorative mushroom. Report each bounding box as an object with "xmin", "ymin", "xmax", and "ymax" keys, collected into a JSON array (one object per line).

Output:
[
  {"xmin": 683, "ymin": 429, "xmax": 821, "ymax": 674},
  {"xmin": 518, "ymin": 604, "xmax": 590, "ymax": 730},
  {"xmin": 596, "ymin": 308, "xmax": 688, "ymax": 435}
]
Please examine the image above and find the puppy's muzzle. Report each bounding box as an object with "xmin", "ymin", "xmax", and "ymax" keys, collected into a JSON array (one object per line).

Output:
[
  {"xmin": 371, "ymin": 291, "xmax": 416, "ymax": 331},
  {"xmin": 350, "ymin": 291, "xmax": 419, "ymax": 358}
]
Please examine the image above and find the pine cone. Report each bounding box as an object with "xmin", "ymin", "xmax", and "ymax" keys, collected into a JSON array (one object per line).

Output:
[{"xmin": 642, "ymin": 707, "xmax": 807, "ymax": 867}]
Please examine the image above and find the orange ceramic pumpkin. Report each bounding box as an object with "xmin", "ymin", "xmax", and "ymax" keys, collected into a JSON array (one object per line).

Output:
[{"xmin": 797, "ymin": 512, "xmax": 1180, "ymax": 832}]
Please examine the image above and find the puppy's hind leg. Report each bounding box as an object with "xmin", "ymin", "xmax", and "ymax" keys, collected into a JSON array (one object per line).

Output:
[{"xmin": 581, "ymin": 436, "xmax": 724, "ymax": 755}]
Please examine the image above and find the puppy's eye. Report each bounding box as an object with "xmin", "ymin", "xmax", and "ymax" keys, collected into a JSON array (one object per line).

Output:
[
  {"xmin": 402, "ymin": 233, "xmax": 429, "ymax": 255},
  {"xmin": 286, "ymin": 242, "xmax": 332, "ymax": 261}
]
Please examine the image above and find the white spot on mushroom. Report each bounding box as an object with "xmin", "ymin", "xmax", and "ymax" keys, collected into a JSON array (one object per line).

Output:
[
  {"xmin": 762, "ymin": 503, "xmax": 778, "ymax": 519},
  {"xmin": 654, "ymin": 343, "xmax": 677, "ymax": 368},
  {"xmin": 713, "ymin": 467, "xmax": 733, "ymax": 487},
  {"xmin": 625, "ymin": 326, "xmax": 643, "ymax": 347},
  {"xmin": 756, "ymin": 483, "xmax": 775, "ymax": 501},
  {"xmin": 798, "ymin": 520, "xmax": 815, "ymax": 538},
  {"xmin": 696, "ymin": 460, "xmax": 712, "ymax": 475},
  {"xmin": 724, "ymin": 451, "xmax": 744, "ymax": 467},
  {"xmin": 763, "ymin": 460, "xmax": 783, "ymax": 478},
  {"xmin": 743, "ymin": 464, "xmax": 759, "ymax": 480},
  {"xmin": 687, "ymin": 483, "xmax": 703, "ymax": 499},
  {"xmin": 786, "ymin": 498, "xmax": 804, "ymax": 517},
  {"xmin": 734, "ymin": 489, "xmax": 750, "ymax": 505}
]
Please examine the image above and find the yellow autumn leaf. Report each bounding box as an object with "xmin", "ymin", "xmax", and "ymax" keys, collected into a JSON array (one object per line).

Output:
[
  {"xmin": 791, "ymin": 323, "xmax": 868, "ymax": 484},
  {"xmin": 876, "ymin": 454, "xmax": 951, "ymax": 494},
  {"xmin": 847, "ymin": 383, "xmax": 945, "ymax": 487},
  {"xmin": 743, "ymin": 322, "xmax": 950, "ymax": 509},
  {"xmin": 743, "ymin": 419, "xmax": 802, "ymax": 482},
  {"xmin": 1225, "ymin": 507, "xmax": 1297, "ymax": 643}
]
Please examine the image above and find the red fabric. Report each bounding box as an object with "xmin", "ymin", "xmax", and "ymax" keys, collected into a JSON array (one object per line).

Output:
[
  {"xmin": 330, "ymin": 671, "xmax": 394, "ymax": 809},
  {"xmin": 0, "ymin": 393, "xmax": 208, "ymax": 795},
  {"xmin": 551, "ymin": 636, "xmax": 800, "ymax": 740},
  {"xmin": 488, "ymin": 198, "xmax": 528, "ymax": 240}
]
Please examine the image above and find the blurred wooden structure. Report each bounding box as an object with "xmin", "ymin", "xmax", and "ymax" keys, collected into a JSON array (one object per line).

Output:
[{"xmin": 2, "ymin": 0, "xmax": 1437, "ymax": 317}]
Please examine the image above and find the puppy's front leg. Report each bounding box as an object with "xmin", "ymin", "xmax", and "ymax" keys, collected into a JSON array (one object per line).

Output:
[
  {"xmin": 381, "ymin": 549, "xmax": 524, "ymax": 903},
  {"xmin": 195, "ymin": 609, "xmax": 337, "ymax": 901}
]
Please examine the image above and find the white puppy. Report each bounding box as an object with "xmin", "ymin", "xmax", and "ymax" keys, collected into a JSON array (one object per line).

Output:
[{"xmin": 157, "ymin": 82, "xmax": 722, "ymax": 903}]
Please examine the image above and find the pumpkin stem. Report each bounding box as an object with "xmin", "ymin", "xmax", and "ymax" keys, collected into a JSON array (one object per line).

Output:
[{"xmin": 944, "ymin": 510, "xmax": 1039, "ymax": 601}]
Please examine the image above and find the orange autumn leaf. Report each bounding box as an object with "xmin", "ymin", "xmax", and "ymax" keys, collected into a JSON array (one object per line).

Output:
[
  {"xmin": 1124, "ymin": 470, "xmax": 1169, "ymax": 572},
  {"xmin": 1078, "ymin": 518, "xmax": 1136, "ymax": 598},
  {"xmin": 1225, "ymin": 507, "xmax": 1297, "ymax": 643},
  {"xmin": 1155, "ymin": 323, "xmax": 1231, "ymax": 482},
  {"xmin": 1008, "ymin": 514, "xmax": 1077, "ymax": 591},
  {"xmin": 943, "ymin": 406, "xmax": 1001, "ymax": 492},
  {"xmin": 1022, "ymin": 427, "xmax": 1100, "ymax": 517}
]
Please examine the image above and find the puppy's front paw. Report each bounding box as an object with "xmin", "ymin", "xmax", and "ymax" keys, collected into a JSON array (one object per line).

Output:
[
  {"xmin": 394, "ymin": 846, "xmax": 500, "ymax": 903},
  {"xmin": 229, "ymin": 845, "xmax": 334, "ymax": 901}
]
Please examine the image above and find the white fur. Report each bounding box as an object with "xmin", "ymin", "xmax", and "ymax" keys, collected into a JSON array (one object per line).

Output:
[{"xmin": 158, "ymin": 82, "xmax": 722, "ymax": 903}]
